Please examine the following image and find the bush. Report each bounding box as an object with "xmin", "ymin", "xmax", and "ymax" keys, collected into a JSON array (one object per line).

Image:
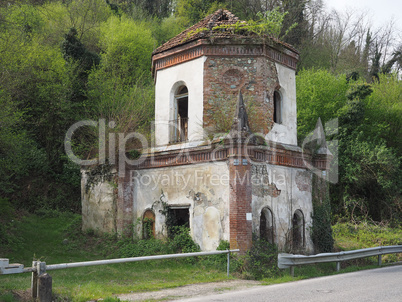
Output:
[
  {"xmin": 119, "ymin": 239, "xmax": 173, "ymax": 257},
  {"xmin": 312, "ymin": 196, "xmax": 334, "ymax": 253},
  {"xmin": 168, "ymin": 226, "xmax": 200, "ymax": 253},
  {"xmin": 119, "ymin": 226, "xmax": 199, "ymax": 258},
  {"xmin": 244, "ymin": 236, "xmax": 279, "ymax": 280},
  {"xmin": 201, "ymin": 240, "xmax": 231, "ymax": 269}
]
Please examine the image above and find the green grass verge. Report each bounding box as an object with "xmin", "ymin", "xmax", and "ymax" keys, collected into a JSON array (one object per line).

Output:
[
  {"xmin": 1, "ymin": 261, "xmax": 229, "ymax": 301},
  {"xmin": 0, "ymin": 213, "xmax": 229, "ymax": 301},
  {"xmin": 333, "ymin": 222, "xmax": 402, "ymax": 262},
  {"xmin": 1, "ymin": 213, "xmax": 401, "ymax": 301}
]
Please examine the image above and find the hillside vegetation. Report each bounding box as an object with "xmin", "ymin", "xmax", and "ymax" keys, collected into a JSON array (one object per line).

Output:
[
  {"xmin": 1, "ymin": 213, "xmax": 400, "ymax": 301},
  {"xmin": 0, "ymin": 0, "xmax": 401, "ymax": 255}
]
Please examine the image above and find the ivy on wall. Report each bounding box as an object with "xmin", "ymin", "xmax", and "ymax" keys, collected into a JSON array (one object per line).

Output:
[{"xmin": 85, "ymin": 163, "xmax": 115, "ymax": 193}]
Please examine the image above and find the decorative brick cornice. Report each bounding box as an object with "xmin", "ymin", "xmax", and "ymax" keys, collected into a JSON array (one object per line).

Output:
[
  {"xmin": 151, "ymin": 39, "xmax": 299, "ymax": 76},
  {"xmin": 126, "ymin": 143, "xmax": 328, "ymax": 172}
]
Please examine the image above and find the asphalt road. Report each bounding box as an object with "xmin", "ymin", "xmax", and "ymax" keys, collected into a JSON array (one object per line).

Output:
[{"xmin": 177, "ymin": 265, "xmax": 402, "ymax": 302}]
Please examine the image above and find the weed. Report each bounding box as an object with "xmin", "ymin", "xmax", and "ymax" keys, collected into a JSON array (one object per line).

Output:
[
  {"xmin": 243, "ymin": 235, "xmax": 280, "ymax": 280},
  {"xmin": 0, "ymin": 293, "xmax": 18, "ymax": 302},
  {"xmin": 118, "ymin": 226, "xmax": 199, "ymax": 259},
  {"xmin": 168, "ymin": 226, "xmax": 200, "ymax": 253},
  {"xmin": 103, "ymin": 297, "xmax": 121, "ymax": 302},
  {"xmin": 333, "ymin": 222, "xmax": 402, "ymax": 262}
]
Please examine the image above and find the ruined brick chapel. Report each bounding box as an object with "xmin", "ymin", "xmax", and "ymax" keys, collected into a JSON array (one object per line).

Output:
[{"xmin": 82, "ymin": 9, "xmax": 331, "ymax": 254}]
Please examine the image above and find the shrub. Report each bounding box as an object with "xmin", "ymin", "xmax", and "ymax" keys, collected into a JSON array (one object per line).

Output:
[
  {"xmin": 119, "ymin": 239, "xmax": 172, "ymax": 257},
  {"xmin": 168, "ymin": 226, "xmax": 200, "ymax": 253},
  {"xmin": 118, "ymin": 226, "xmax": 199, "ymax": 258},
  {"xmin": 244, "ymin": 236, "xmax": 279, "ymax": 280},
  {"xmin": 312, "ymin": 196, "xmax": 334, "ymax": 253}
]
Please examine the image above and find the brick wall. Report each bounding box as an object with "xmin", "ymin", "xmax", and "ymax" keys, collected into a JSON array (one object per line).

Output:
[
  {"xmin": 229, "ymin": 154, "xmax": 253, "ymax": 254},
  {"xmin": 203, "ymin": 53, "xmax": 279, "ymax": 135}
]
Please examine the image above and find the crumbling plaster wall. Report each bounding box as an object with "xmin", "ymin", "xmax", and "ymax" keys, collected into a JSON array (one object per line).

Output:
[
  {"xmin": 265, "ymin": 63, "xmax": 297, "ymax": 145},
  {"xmin": 154, "ymin": 56, "xmax": 205, "ymax": 146},
  {"xmin": 251, "ymin": 163, "xmax": 314, "ymax": 253},
  {"xmin": 81, "ymin": 170, "xmax": 116, "ymax": 233},
  {"xmin": 132, "ymin": 161, "xmax": 230, "ymax": 251}
]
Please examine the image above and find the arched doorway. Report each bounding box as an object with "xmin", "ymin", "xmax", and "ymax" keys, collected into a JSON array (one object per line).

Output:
[
  {"xmin": 143, "ymin": 209, "xmax": 155, "ymax": 239},
  {"xmin": 292, "ymin": 209, "xmax": 305, "ymax": 249},
  {"xmin": 260, "ymin": 207, "xmax": 274, "ymax": 244}
]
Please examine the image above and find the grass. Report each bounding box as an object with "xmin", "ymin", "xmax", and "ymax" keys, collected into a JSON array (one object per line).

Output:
[
  {"xmin": 333, "ymin": 221, "xmax": 402, "ymax": 262},
  {"xmin": 2, "ymin": 261, "xmax": 229, "ymax": 299},
  {"xmin": 1, "ymin": 213, "xmax": 401, "ymax": 301},
  {"xmin": 0, "ymin": 213, "xmax": 230, "ymax": 301}
]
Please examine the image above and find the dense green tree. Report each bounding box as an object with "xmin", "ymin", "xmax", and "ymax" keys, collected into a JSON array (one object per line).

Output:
[
  {"xmin": 175, "ymin": 0, "xmax": 227, "ymax": 25},
  {"xmin": 115, "ymin": 0, "xmax": 172, "ymax": 18},
  {"xmin": 150, "ymin": 15, "xmax": 187, "ymax": 45},
  {"xmin": 335, "ymin": 86, "xmax": 400, "ymax": 222},
  {"xmin": 297, "ymin": 69, "xmax": 401, "ymax": 223},
  {"xmin": 280, "ymin": 0, "xmax": 306, "ymax": 48},
  {"xmin": 296, "ymin": 69, "xmax": 349, "ymax": 141},
  {"xmin": 364, "ymin": 74, "xmax": 402, "ymax": 156},
  {"xmin": 382, "ymin": 47, "xmax": 402, "ymax": 75},
  {"xmin": 98, "ymin": 15, "xmax": 155, "ymax": 84}
]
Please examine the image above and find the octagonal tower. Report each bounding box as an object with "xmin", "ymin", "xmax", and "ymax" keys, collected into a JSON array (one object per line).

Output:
[{"xmin": 151, "ymin": 9, "xmax": 299, "ymax": 147}]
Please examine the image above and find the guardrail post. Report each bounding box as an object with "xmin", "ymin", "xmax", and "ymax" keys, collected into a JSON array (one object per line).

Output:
[
  {"xmin": 38, "ymin": 273, "xmax": 52, "ymax": 302},
  {"xmin": 31, "ymin": 261, "xmax": 38, "ymax": 299},
  {"xmin": 33, "ymin": 261, "xmax": 51, "ymax": 302},
  {"xmin": 336, "ymin": 262, "xmax": 341, "ymax": 272},
  {"xmin": 378, "ymin": 255, "xmax": 382, "ymax": 266},
  {"xmin": 227, "ymin": 250, "xmax": 230, "ymax": 277},
  {"xmin": 290, "ymin": 266, "xmax": 294, "ymax": 277}
]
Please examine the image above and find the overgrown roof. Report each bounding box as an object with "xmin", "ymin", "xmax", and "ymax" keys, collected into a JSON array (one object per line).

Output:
[{"xmin": 152, "ymin": 9, "xmax": 298, "ymax": 56}]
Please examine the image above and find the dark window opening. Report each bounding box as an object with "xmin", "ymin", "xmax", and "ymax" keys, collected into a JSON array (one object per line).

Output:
[
  {"xmin": 260, "ymin": 207, "xmax": 274, "ymax": 244},
  {"xmin": 292, "ymin": 210, "xmax": 305, "ymax": 250},
  {"xmin": 167, "ymin": 207, "xmax": 189, "ymax": 238},
  {"xmin": 171, "ymin": 85, "xmax": 188, "ymax": 143},
  {"xmin": 177, "ymin": 86, "xmax": 188, "ymax": 95},
  {"xmin": 273, "ymin": 91, "xmax": 282, "ymax": 124},
  {"xmin": 143, "ymin": 210, "xmax": 155, "ymax": 239}
]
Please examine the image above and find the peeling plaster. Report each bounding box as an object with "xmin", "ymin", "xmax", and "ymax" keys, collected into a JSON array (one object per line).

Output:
[{"xmin": 296, "ymin": 170, "xmax": 312, "ymax": 192}]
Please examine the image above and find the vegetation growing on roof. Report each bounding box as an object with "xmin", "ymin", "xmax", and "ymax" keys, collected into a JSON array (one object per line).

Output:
[{"xmin": 183, "ymin": 8, "xmax": 297, "ymax": 44}]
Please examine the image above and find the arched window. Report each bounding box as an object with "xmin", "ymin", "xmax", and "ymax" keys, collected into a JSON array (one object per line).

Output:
[
  {"xmin": 292, "ymin": 209, "xmax": 305, "ymax": 249},
  {"xmin": 143, "ymin": 209, "xmax": 155, "ymax": 239},
  {"xmin": 172, "ymin": 85, "xmax": 188, "ymax": 143},
  {"xmin": 273, "ymin": 91, "xmax": 282, "ymax": 124},
  {"xmin": 260, "ymin": 207, "xmax": 274, "ymax": 244}
]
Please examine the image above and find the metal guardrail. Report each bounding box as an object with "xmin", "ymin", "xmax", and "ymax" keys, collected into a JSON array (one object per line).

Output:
[
  {"xmin": 1, "ymin": 249, "xmax": 240, "ymax": 301},
  {"xmin": 278, "ymin": 245, "xmax": 402, "ymax": 276},
  {"xmin": 44, "ymin": 249, "xmax": 240, "ymax": 274}
]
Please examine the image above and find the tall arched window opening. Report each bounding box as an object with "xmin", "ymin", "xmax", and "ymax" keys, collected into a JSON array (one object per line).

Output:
[
  {"xmin": 260, "ymin": 207, "xmax": 274, "ymax": 244},
  {"xmin": 292, "ymin": 209, "xmax": 305, "ymax": 249},
  {"xmin": 172, "ymin": 85, "xmax": 188, "ymax": 143},
  {"xmin": 273, "ymin": 91, "xmax": 282, "ymax": 124},
  {"xmin": 143, "ymin": 209, "xmax": 155, "ymax": 239}
]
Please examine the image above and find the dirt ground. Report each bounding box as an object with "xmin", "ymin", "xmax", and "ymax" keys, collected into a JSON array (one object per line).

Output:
[
  {"xmin": 9, "ymin": 280, "xmax": 261, "ymax": 301},
  {"xmin": 117, "ymin": 280, "xmax": 262, "ymax": 301}
]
